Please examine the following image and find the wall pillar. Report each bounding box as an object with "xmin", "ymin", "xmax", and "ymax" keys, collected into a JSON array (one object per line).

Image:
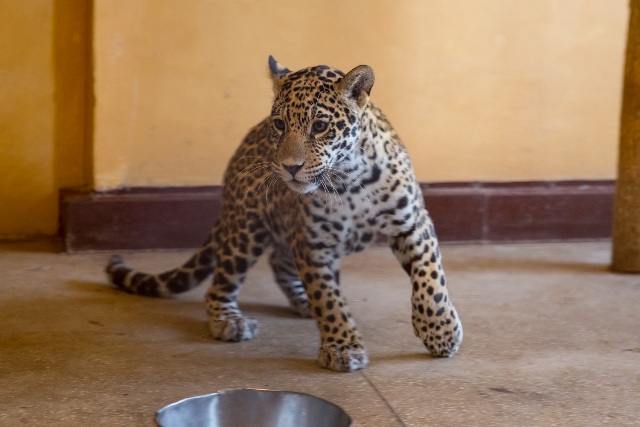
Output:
[{"xmin": 612, "ymin": 0, "xmax": 640, "ymax": 272}]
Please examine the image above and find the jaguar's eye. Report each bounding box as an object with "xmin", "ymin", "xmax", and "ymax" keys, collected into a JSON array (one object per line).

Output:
[
  {"xmin": 273, "ymin": 118, "xmax": 286, "ymax": 131},
  {"xmin": 311, "ymin": 120, "xmax": 329, "ymax": 135}
]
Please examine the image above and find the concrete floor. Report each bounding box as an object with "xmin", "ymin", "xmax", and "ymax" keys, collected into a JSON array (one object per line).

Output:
[{"xmin": 1, "ymin": 240, "xmax": 639, "ymax": 426}]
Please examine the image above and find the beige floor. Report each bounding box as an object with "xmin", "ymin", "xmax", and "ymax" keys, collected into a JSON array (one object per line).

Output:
[{"xmin": 1, "ymin": 240, "xmax": 639, "ymax": 426}]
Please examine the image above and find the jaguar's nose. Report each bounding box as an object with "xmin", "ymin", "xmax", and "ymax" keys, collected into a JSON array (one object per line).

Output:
[{"xmin": 283, "ymin": 162, "xmax": 304, "ymax": 178}]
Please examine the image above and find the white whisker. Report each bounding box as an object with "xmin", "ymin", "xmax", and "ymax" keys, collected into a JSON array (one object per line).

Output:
[
  {"xmin": 326, "ymin": 167, "xmax": 373, "ymax": 211},
  {"xmin": 228, "ymin": 162, "xmax": 272, "ymax": 187},
  {"xmin": 323, "ymin": 174, "xmax": 344, "ymax": 208}
]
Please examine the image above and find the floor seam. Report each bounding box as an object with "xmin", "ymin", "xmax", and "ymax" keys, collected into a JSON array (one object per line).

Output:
[{"xmin": 361, "ymin": 371, "xmax": 407, "ymax": 427}]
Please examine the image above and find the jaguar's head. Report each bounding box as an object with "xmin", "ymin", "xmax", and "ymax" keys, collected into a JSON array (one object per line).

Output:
[{"xmin": 268, "ymin": 56, "xmax": 375, "ymax": 194}]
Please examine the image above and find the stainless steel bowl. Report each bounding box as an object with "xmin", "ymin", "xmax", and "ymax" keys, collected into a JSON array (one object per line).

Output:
[{"xmin": 155, "ymin": 389, "xmax": 353, "ymax": 427}]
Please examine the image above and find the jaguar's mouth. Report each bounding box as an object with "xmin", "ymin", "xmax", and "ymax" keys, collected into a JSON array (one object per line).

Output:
[{"xmin": 285, "ymin": 179, "xmax": 319, "ymax": 194}]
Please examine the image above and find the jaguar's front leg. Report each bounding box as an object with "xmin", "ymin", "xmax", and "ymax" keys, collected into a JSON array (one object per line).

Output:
[
  {"xmin": 295, "ymin": 248, "xmax": 368, "ymax": 372},
  {"xmin": 206, "ymin": 226, "xmax": 267, "ymax": 342},
  {"xmin": 390, "ymin": 209, "xmax": 463, "ymax": 357},
  {"xmin": 206, "ymin": 271, "xmax": 258, "ymax": 342}
]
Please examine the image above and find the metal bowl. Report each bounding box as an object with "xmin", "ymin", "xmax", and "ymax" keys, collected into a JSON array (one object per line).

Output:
[{"xmin": 155, "ymin": 389, "xmax": 353, "ymax": 427}]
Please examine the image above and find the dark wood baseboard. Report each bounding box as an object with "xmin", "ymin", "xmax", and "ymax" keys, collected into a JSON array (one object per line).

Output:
[{"xmin": 60, "ymin": 181, "xmax": 615, "ymax": 252}]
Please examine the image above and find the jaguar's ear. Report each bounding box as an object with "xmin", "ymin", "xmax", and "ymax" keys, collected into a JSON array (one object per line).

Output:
[
  {"xmin": 268, "ymin": 55, "xmax": 291, "ymax": 94},
  {"xmin": 336, "ymin": 65, "xmax": 375, "ymax": 109}
]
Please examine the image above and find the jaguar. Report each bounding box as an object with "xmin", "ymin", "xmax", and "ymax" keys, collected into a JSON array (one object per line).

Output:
[{"xmin": 106, "ymin": 57, "xmax": 463, "ymax": 372}]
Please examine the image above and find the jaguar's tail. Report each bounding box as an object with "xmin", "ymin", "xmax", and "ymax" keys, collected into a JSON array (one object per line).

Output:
[{"xmin": 105, "ymin": 236, "xmax": 217, "ymax": 297}]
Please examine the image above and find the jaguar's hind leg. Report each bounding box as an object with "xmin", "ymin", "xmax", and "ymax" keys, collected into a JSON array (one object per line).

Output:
[{"xmin": 269, "ymin": 250, "xmax": 310, "ymax": 318}]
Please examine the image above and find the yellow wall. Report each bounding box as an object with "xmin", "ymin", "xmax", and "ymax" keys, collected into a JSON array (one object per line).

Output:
[
  {"xmin": 0, "ymin": 1, "xmax": 90, "ymax": 238},
  {"xmin": 1, "ymin": 1, "xmax": 57, "ymax": 237},
  {"xmin": 0, "ymin": 0, "xmax": 630, "ymax": 237},
  {"xmin": 93, "ymin": 0, "xmax": 628, "ymax": 189}
]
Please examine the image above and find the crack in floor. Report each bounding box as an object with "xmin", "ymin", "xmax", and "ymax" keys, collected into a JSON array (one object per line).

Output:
[{"xmin": 361, "ymin": 371, "xmax": 407, "ymax": 427}]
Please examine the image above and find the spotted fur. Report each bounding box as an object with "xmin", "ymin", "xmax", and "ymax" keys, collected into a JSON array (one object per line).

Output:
[{"xmin": 106, "ymin": 57, "xmax": 463, "ymax": 372}]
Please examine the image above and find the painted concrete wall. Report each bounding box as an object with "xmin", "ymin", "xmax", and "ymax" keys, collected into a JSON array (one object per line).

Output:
[
  {"xmin": 0, "ymin": 1, "xmax": 90, "ymax": 237},
  {"xmin": 0, "ymin": 0, "xmax": 630, "ymax": 237},
  {"xmin": 1, "ymin": 2, "xmax": 57, "ymax": 237},
  {"xmin": 93, "ymin": 0, "xmax": 628, "ymax": 189}
]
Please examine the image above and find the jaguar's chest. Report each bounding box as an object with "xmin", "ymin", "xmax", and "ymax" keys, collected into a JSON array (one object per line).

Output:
[
  {"xmin": 300, "ymin": 190, "xmax": 378, "ymax": 255},
  {"xmin": 289, "ymin": 179, "xmax": 418, "ymax": 256}
]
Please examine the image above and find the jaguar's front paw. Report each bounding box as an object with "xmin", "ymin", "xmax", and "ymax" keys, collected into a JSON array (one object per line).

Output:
[
  {"xmin": 413, "ymin": 306, "xmax": 463, "ymax": 357},
  {"xmin": 208, "ymin": 316, "xmax": 258, "ymax": 342},
  {"xmin": 318, "ymin": 343, "xmax": 368, "ymax": 372}
]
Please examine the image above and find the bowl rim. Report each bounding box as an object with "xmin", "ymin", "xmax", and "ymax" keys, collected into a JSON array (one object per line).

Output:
[{"xmin": 155, "ymin": 388, "xmax": 353, "ymax": 427}]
